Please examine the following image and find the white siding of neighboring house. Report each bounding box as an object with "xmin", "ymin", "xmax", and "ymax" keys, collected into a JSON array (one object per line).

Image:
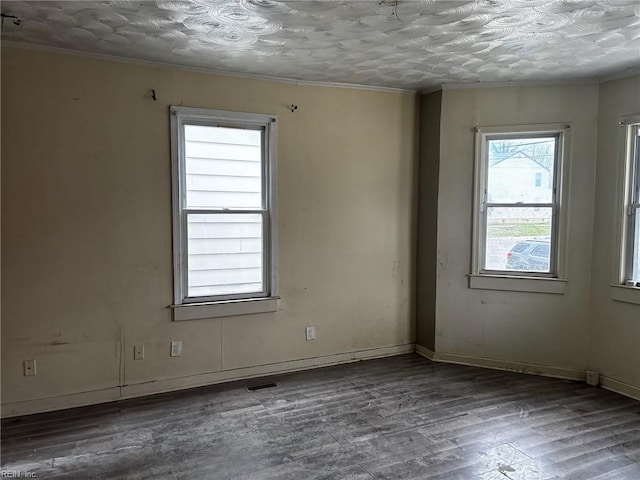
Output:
[
  {"xmin": 488, "ymin": 153, "xmax": 552, "ymax": 219},
  {"xmin": 184, "ymin": 126, "xmax": 264, "ymax": 297}
]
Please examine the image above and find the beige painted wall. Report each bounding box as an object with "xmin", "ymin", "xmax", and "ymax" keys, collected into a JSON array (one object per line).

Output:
[
  {"xmin": 590, "ymin": 75, "xmax": 640, "ymax": 390},
  {"xmin": 433, "ymin": 85, "xmax": 599, "ymax": 371},
  {"xmin": 1, "ymin": 47, "xmax": 417, "ymax": 413}
]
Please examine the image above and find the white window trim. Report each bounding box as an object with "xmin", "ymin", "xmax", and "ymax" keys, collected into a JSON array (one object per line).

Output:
[
  {"xmin": 470, "ymin": 123, "xmax": 572, "ymax": 294},
  {"xmin": 612, "ymin": 114, "xmax": 640, "ymax": 305},
  {"xmin": 469, "ymin": 274, "xmax": 567, "ymax": 294},
  {"xmin": 610, "ymin": 285, "xmax": 640, "ymax": 305},
  {"xmin": 169, "ymin": 106, "xmax": 279, "ymax": 320}
]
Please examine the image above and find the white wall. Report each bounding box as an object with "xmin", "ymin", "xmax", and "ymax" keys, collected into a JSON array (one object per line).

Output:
[
  {"xmin": 434, "ymin": 85, "xmax": 599, "ymax": 372},
  {"xmin": 589, "ymin": 75, "xmax": 640, "ymax": 393},
  {"xmin": 0, "ymin": 47, "xmax": 418, "ymax": 415}
]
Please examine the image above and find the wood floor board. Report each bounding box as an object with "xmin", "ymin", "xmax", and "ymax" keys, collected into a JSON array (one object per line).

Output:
[
  {"xmin": 2, "ymin": 353, "xmax": 639, "ymax": 479},
  {"xmin": 525, "ymin": 423, "xmax": 640, "ymax": 459},
  {"xmin": 559, "ymin": 454, "xmax": 637, "ymax": 480},
  {"xmin": 590, "ymin": 461, "xmax": 640, "ymax": 480},
  {"xmin": 543, "ymin": 430, "xmax": 640, "ymax": 463}
]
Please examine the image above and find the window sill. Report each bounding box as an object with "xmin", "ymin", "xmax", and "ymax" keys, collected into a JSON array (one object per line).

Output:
[
  {"xmin": 610, "ymin": 285, "xmax": 640, "ymax": 305},
  {"xmin": 171, "ymin": 297, "xmax": 279, "ymax": 321},
  {"xmin": 468, "ymin": 274, "xmax": 567, "ymax": 294}
]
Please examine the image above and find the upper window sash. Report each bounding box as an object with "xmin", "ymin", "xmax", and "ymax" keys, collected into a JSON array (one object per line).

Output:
[{"xmin": 170, "ymin": 106, "xmax": 277, "ymax": 306}]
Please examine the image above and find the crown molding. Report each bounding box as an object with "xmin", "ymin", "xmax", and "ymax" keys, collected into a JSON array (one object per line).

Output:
[
  {"xmin": 418, "ymin": 85, "xmax": 443, "ymax": 95},
  {"xmin": 1, "ymin": 41, "xmax": 417, "ymax": 95},
  {"xmin": 418, "ymin": 79, "xmax": 599, "ymax": 96},
  {"xmin": 598, "ymin": 67, "xmax": 640, "ymax": 84},
  {"xmin": 3, "ymin": 41, "xmax": 636, "ymax": 96},
  {"xmin": 425, "ymin": 67, "xmax": 639, "ymax": 94},
  {"xmin": 437, "ymin": 77, "xmax": 599, "ymax": 92}
]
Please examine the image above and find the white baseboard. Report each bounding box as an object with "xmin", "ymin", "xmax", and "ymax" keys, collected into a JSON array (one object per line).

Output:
[
  {"xmin": 415, "ymin": 344, "xmax": 435, "ymax": 360},
  {"xmin": 1, "ymin": 343, "xmax": 414, "ymax": 418},
  {"xmin": 5, "ymin": 344, "xmax": 635, "ymax": 418},
  {"xmin": 415, "ymin": 344, "xmax": 585, "ymax": 382},
  {"xmin": 600, "ymin": 375, "xmax": 640, "ymax": 401},
  {"xmin": 121, "ymin": 343, "xmax": 413, "ymax": 399},
  {"xmin": 418, "ymin": 344, "xmax": 640, "ymax": 402},
  {"xmin": 0, "ymin": 387, "xmax": 122, "ymax": 419}
]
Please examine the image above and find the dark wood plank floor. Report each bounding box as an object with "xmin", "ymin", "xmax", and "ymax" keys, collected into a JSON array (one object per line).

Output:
[{"xmin": 2, "ymin": 354, "xmax": 639, "ymax": 479}]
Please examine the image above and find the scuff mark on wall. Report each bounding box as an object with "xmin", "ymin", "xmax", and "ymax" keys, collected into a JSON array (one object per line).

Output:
[
  {"xmin": 114, "ymin": 326, "xmax": 121, "ymax": 360},
  {"xmin": 114, "ymin": 324, "xmax": 125, "ymax": 388}
]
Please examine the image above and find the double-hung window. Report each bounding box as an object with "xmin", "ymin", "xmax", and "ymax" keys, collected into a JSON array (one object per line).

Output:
[
  {"xmin": 471, "ymin": 124, "xmax": 569, "ymax": 293},
  {"xmin": 170, "ymin": 107, "xmax": 278, "ymax": 321},
  {"xmin": 622, "ymin": 118, "xmax": 640, "ymax": 287}
]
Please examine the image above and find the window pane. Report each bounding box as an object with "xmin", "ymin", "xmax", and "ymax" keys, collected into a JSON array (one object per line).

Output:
[
  {"xmin": 633, "ymin": 213, "xmax": 640, "ymax": 283},
  {"xmin": 187, "ymin": 213, "xmax": 263, "ymax": 297},
  {"xmin": 627, "ymin": 127, "xmax": 639, "ymax": 284},
  {"xmin": 487, "ymin": 137, "xmax": 556, "ymax": 204},
  {"xmin": 185, "ymin": 125, "xmax": 262, "ymax": 209},
  {"xmin": 485, "ymin": 207, "xmax": 552, "ymax": 272}
]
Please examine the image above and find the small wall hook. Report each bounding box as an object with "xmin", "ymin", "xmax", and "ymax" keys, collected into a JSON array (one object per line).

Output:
[
  {"xmin": 288, "ymin": 104, "xmax": 298, "ymax": 113},
  {"xmin": 151, "ymin": 89, "xmax": 157, "ymax": 102},
  {"xmin": 0, "ymin": 13, "xmax": 21, "ymax": 32}
]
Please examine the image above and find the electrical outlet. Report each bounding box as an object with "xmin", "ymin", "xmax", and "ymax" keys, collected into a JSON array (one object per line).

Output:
[
  {"xmin": 134, "ymin": 344, "xmax": 144, "ymax": 360},
  {"xmin": 305, "ymin": 326, "xmax": 316, "ymax": 341},
  {"xmin": 23, "ymin": 359, "xmax": 36, "ymax": 376},
  {"xmin": 170, "ymin": 341, "xmax": 182, "ymax": 357}
]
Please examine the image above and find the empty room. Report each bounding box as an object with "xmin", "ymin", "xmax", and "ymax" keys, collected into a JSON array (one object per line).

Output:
[{"xmin": 1, "ymin": 1, "xmax": 639, "ymax": 479}]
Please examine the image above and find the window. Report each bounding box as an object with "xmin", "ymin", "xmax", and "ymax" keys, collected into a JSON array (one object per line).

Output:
[
  {"xmin": 170, "ymin": 107, "xmax": 278, "ymax": 320},
  {"xmin": 534, "ymin": 172, "xmax": 542, "ymax": 187},
  {"xmin": 471, "ymin": 124, "xmax": 570, "ymax": 293},
  {"xmin": 622, "ymin": 119, "xmax": 640, "ymax": 287}
]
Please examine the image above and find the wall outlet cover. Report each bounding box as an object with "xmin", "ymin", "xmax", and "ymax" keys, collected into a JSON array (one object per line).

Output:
[
  {"xmin": 170, "ymin": 341, "xmax": 182, "ymax": 357},
  {"xmin": 23, "ymin": 359, "xmax": 36, "ymax": 376},
  {"xmin": 134, "ymin": 344, "xmax": 144, "ymax": 360},
  {"xmin": 305, "ymin": 326, "xmax": 316, "ymax": 341}
]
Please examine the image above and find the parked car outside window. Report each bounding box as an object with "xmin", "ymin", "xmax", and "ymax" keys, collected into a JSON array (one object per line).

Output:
[{"xmin": 506, "ymin": 240, "xmax": 551, "ymax": 272}]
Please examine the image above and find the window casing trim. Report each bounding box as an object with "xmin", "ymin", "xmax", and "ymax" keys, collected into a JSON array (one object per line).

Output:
[
  {"xmin": 610, "ymin": 284, "xmax": 640, "ymax": 305},
  {"xmin": 170, "ymin": 106, "xmax": 278, "ymax": 311},
  {"xmin": 468, "ymin": 274, "xmax": 567, "ymax": 294},
  {"xmin": 471, "ymin": 123, "xmax": 572, "ymax": 286},
  {"xmin": 171, "ymin": 297, "xmax": 280, "ymax": 321}
]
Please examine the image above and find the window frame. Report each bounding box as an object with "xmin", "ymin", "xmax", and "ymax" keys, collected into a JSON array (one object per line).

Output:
[
  {"xmin": 170, "ymin": 106, "xmax": 278, "ymax": 319},
  {"xmin": 470, "ymin": 123, "xmax": 571, "ymax": 293},
  {"xmin": 620, "ymin": 115, "xmax": 640, "ymax": 288}
]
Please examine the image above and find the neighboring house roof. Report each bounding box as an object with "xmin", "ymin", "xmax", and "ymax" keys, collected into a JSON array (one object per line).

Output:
[{"xmin": 490, "ymin": 151, "xmax": 551, "ymax": 171}]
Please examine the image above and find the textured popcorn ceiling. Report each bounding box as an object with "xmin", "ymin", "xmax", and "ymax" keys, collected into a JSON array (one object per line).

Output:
[{"xmin": 1, "ymin": 0, "xmax": 639, "ymax": 90}]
